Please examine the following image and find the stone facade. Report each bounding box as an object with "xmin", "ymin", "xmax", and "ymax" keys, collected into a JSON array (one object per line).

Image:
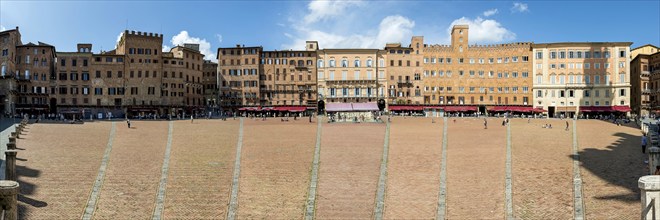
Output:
[
  {"xmin": 0, "ymin": 27, "xmax": 56, "ymax": 116},
  {"xmin": 532, "ymin": 42, "xmax": 632, "ymax": 117},
  {"xmin": 631, "ymin": 44, "xmax": 659, "ymax": 60},
  {"xmin": 202, "ymin": 60, "xmax": 218, "ymax": 109},
  {"xmin": 421, "ymin": 25, "xmax": 533, "ymax": 109},
  {"xmin": 648, "ymin": 52, "xmax": 660, "ymax": 111},
  {"xmin": 217, "ymin": 44, "xmax": 318, "ymax": 109},
  {"xmin": 385, "ymin": 37, "xmax": 424, "ymax": 105},
  {"xmin": 51, "ymin": 31, "xmax": 205, "ymax": 118},
  {"xmin": 631, "ymin": 53, "xmax": 652, "ymax": 116},
  {"xmin": 0, "ymin": 25, "xmax": 645, "ymax": 118},
  {"xmin": 316, "ymin": 48, "xmax": 387, "ymax": 104}
]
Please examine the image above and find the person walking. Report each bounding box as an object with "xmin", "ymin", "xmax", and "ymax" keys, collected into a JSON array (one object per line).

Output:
[
  {"xmin": 191, "ymin": 115, "xmax": 194, "ymax": 124},
  {"xmin": 484, "ymin": 118, "xmax": 488, "ymax": 129},
  {"xmin": 565, "ymin": 121, "xmax": 570, "ymax": 131},
  {"xmin": 642, "ymin": 135, "xmax": 648, "ymax": 154},
  {"xmin": 127, "ymin": 119, "xmax": 131, "ymax": 128}
]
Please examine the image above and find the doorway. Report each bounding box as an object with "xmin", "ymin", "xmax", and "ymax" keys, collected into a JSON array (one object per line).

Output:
[{"xmin": 548, "ymin": 106, "xmax": 556, "ymax": 118}]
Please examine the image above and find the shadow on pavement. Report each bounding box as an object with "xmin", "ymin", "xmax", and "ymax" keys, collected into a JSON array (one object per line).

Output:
[{"xmin": 571, "ymin": 131, "xmax": 644, "ymax": 203}]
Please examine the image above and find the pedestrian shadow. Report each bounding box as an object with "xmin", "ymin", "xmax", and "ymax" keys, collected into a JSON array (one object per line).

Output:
[{"xmin": 571, "ymin": 131, "xmax": 644, "ymax": 203}]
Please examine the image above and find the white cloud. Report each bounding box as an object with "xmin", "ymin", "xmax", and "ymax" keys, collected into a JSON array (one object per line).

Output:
[
  {"xmin": 170, "ymin": 31, "xmax": 215, "ymax": 61},
  {"xmin": 162, "ymin": 45, "xmax": 171, "ymax": 52},
  {"xmin": 0, "ymin": 25, "xmax": 6, "ymax": 31},
  {"xmin": 284, "ymin": 15, "xmax": 414, "ymax": 50},
  {"xmin": 448, "ymin": 17, "xmax": 516, "ymax": 43},
  {"xmin": 511, "ymin": 2, "xmax": 529, "ymax": 12},
  {"xmin": 483, "ymin": 9, "xmax": 498, "ymax": 17},
  {"xmin": 303, "ymin": 0, "xmax": 364, "ymax": 24},
  {"xmin": 373, "ymin": 15, "xmax": 415, "ymax": 47},
  {"xmin": 215, "ymin": 34, "xmax": 223, "ymax": 44},
  {"xmin": 114, "ymin": 32, "xmax": 123, "ymax": 49},
  {"xmin": 283, "ymin": 1, "xmax": 414, "ymax": 50}
]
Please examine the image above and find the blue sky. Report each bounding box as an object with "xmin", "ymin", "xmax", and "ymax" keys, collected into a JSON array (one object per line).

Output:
[{"xmin": 1, "ymin": 0, "xmax": 659, "ymax": 61}]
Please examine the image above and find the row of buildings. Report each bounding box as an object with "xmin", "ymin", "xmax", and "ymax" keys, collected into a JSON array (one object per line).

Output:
[
  {"xmin": 0, "ymin": 27, "xmax": 208, "ymax": 118},
  {"xmin": 219, "ymin": 25, "xmax": 641, "ymax": 118},
  {"xmin": 0, "ymin": 25, "xmax": 657, "ymax": 118}
]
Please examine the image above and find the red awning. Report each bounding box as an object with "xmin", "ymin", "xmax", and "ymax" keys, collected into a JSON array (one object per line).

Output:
[
  {"xmin": 613, "ymin": 105, "xmax": 631, "ymax": 112},
  {"xmin": 532, "ymin": 108, "xmax": 547, "ymax": 113},
  {"xmin": 443, "ymin": 106, "xmax": 477, "ymax": 112},
  {"xmin": 238, "ymin": 107, "xmax": 261, "ymax": 111},
  {"xmin": 491, "ymin": 106, "xmax": 535, "ymax": 112},
  {"xmin": 272, "ymin": 106, "xmax": 306, "ymax": 112},
  {"xmin": 580, "ymin": 106, "xmax": 613, "ymax": 112},
  {"xmin": 423, "ymin": 106, "xmax": 443, "ymax": 110},
  {"xmin": 491, "ymin": 106, "xmax": 508, "ymax": 112},
  {"xmin": 288, "ymin": 106, "xmax": 307, "ymax": 112},
  {"xmin": 388, "ymin": 105, "xmax": 424, "ymax": 111}
]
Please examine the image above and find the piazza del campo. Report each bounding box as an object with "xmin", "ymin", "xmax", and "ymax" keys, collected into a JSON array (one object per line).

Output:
[{"xmin": 0, "ymin": 0, "xmax": 659, "ymax": 219}]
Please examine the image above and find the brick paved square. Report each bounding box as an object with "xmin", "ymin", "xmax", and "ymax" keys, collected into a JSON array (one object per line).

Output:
[
  {"xmin": 16, "ymin": 122, "xmax": 111, "ymax": 219},
  {"xmin": 577, "ymin": 120, "xmax": 644, "ymax": 219},
  {"xmin": 384, "ymin": 117, "xmax": 442, "ymax": 219},
  {"xmin": 315, "ymin": 123, "xmax": 385, "ymax": 219},
  {"xmin": 237, "ymin": 119, "xmax": 316, "ymax": 219},
  {"xmin": 446, "ymin": 117, "xmax": 506, "ymax": 219},
  {"xmin": 9, "ymin": 117, "xmax": 648, "ymax": 219},
  {"xmin": 511, "ymin": 118, "xmax": 573, "ymax": 219},
  {"xmin": 162, "ymin": 120, "xmax": 239, "ymax": 219},
  {"xmin": 93, "ymin": 121, "xmax": 169, "ymax": 219}
]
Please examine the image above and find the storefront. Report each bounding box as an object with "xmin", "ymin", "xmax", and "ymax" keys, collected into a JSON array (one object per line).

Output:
[{"xmin": 579, "ymin": 105, "xmax": 631, "ymax": 118}]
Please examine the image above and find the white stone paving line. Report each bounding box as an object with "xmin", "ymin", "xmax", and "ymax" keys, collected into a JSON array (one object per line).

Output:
[
  {"xmin": 373, "ymin": 121, "xmax": 391, "ymax": 219},
  {"xmin": 572, "ymin": 120, "xmax": 585, "ymax": 220},
  {"xmin": 227, "ymin": 118, "xmax": 244, "ymax": 220},
  {"xmin": 82, "ymin": 122, "xmax": 116, "ymax": 220},
  {"xmin": 505, "ymin": 121, "xmax": 513, "ymax": 220},
  {"xmin": 304, "ymin": 118, "xmax": 322, "ymax": 220},
  {"xmin": 436, "ymin": 117, "xmax": 448, "ymax": 220},
  {"xmin": 152, "ymin": 121, "xmax": 174, "ymax": 220}
]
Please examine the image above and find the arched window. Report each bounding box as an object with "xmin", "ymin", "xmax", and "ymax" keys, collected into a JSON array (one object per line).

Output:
[
  {"xmin": 366, "ymin": 59, "xmax": 373, "ymax": 67},
  {"xmin": 329, "ymin": 59, "xmax": 336, "ymax": 67},
  {"xmin": 354, "ymin": 59, "xmax": 360, "ymax": 67},
  {"xmin": 298, "ymin": 60, "xmax": 304, "ymax": 67},
  {"xmin": 341, "ymin": 59, "xmax": 348, "ymax": 67},
  {"xmin": 318, "ymin": 59, "xmax": 324, "ymax": 68}
]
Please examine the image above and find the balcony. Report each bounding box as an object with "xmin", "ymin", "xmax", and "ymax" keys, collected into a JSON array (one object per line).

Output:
[
  {"xmin": 294, "ymin": 66, "xmax": 308, "ymax": 71},
  {"xmin": 397, "ymin": 81, "xmax": 413, "ymax": 88},
  {"xmin": 643, "ymin": 89, "xmax": 652, "ymax": 94},
  {"xmin": 325, "ymin": 79, "xmax": 377, "ymax": 85}
]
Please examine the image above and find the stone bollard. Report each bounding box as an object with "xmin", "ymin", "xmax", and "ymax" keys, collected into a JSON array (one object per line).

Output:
[
  {"xmin": 6, "ymin": 140, "xmax": 15, "ymax": 150},
  {"xmin": 0, "ymin": 180, "xmax": 19, "ymax": 220},
  {"xmin": 650, "ymin": 147, "xmax": 660, "ymax": 175},
  {"xmin": 640, "ymin": 175, "xmax": 660, "ymax": 220},
  {"xmin": 4, "ymin": 150, "xmax": 17, "ymax": 182}
]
